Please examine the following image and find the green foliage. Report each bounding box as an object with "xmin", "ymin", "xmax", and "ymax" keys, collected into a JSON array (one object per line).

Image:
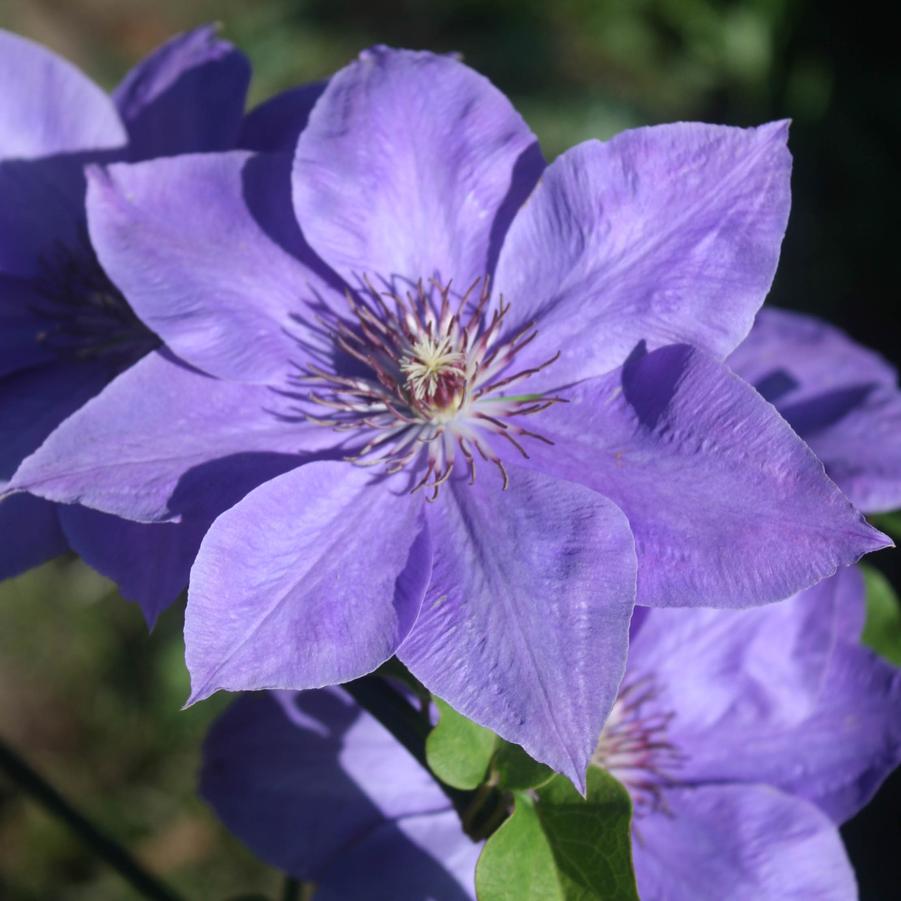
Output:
[
  {"xmin": 426, "ymin": 697, "xmax": 497, "ymax": 790},
  {"xmin": 476, "ymin": 767, "xmax": 638, "ymax": 901},
  {"xmin": 493, "ymin": 740, "xmax": 554, "ymax": 790},
  {"xmin": 861, "ymin": 564, "xmax": 901, "ymax": 666},
  {"xmin": 871, "ymin": 511, "xmax": 901, "ymax": 542}
]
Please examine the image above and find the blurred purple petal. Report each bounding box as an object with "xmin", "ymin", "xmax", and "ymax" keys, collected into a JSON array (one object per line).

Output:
[
  {"xmin": 59, "ymin": 505, "xmax": 205, "ymax": 626},
  {"xmin": 240, "ymin": 82, "xmax": 326, "ymax": 153},
  {"xmin": 0, "ymin": 157, "xmax": 94, "ymax": 279},
  {"xmin": 114, "ymin": 25, "xmax": 250, "ymax": 159},
  {"xmin": 0, "ymin": 29, "xmax": 125, "ymax": 159},
  {"xmin": 633, "ymin": 784, "xmax": 856, "ymax": 901},
  {"xmin": 0, "ymin": 359, "xmax": 114, "ymax": 481},
  {"xmin": 0, "ymin": 493, "xmax": 66, "ymax": 579},
  {"xmin": 632, "ymin": 570, "xmax": 901, "ymax": 825},
  {"xmin": 201, "ymin": 690, "xmax": 477, "ymax": 897},
  {"xmin": 730, "ymin": 307, "xmax": 901, "ymax": 512},
  {"xmin": 0, "ymin": 276, "xmax": 60, "ymax": 376}
]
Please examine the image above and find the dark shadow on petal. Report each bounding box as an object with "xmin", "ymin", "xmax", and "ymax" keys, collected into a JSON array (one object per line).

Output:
[
  {"xmin": 167, "ymin": 450, "xmax": 335, "ymax": 522},
  {"xmin": 240, "ymin": 152, "xmax": 345, "ymax": 291},
  {"xmin": 485, "ymin": 141, "xmax": 545, "ymax": 279},
  {"xmin": 621, "ymin": 341, "xmax": 695, "ymax": 430},
  {"xmin": 753, "ymin": 369, "xmax": 800, "ymax": 404},
  {"xmin": 779, "ymin": 384, "xmax": 877, "ymax": 437},
  {"xmin": 239, "ymin": 81, "xmax": 327, "ymax": 154}
]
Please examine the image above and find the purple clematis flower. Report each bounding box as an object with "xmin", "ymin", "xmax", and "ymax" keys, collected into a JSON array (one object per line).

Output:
[
  {"xmin": 600, "ymin": 567, "xmax": 901, "ymax": 899},
  {"xmin": 202, "ymin": 688, "xmax": 480, "ymax": 900},
  {"xmin": 0, "ymin": 27, "xmax": 325, "ymax": 623},
  {"xmin": 729, "ymin": 306, "xmax": 901, "ymax": 515},
  {"xmin": 9, "ymin": 47, "xmax": 887, "ymax": 783},
  {"xmin": 202, "ymin": 569, "xmax": 900, "ymax": 901}
]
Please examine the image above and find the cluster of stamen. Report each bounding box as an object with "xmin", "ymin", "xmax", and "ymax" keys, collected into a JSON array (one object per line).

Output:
[
  {"xmin": 30, "ymin": 238, "xmax": 156, "ymax": 363},
  {"xmin": 297, "ymin": 276, "xmax": 563, "ymax": 498},
  {"xmin": 592, "ymin": 675, "xmax": 685, "ymax": 817}
]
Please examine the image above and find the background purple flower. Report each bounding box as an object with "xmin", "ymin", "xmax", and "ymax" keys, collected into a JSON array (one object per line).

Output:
[
  {"xmin": 606, "ymin": 568, "xmax": 901, "ymax": 899},
  {"xmin": 729, "ymin": 306, "xmax": 901, "ymax": 515},
  {"xmin": 201, "ymin": 688, "xmax": 480, "ymax": 900},
  {"xmin": 0, "ymin": 27, "xmax": 324, "ymax": 624},
  {"xmin": 202, "ymin": 569, "xmax": 900, "ymax": 901},
  {"xmin": 9, "ymin": 47, "xmax": 886, "ymax": 783}
]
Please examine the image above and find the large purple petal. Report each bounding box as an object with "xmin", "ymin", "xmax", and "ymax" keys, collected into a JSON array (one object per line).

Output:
[
  {"xmin": 9, "ymin": 350, "xmax": 331, "ymax": 522},
  {"xmin": 59, "ymin": 505, "xmax": 204, "ymax": 627},
  {"xmin": 633, "ymin": 784, "xmax": 856, "ymax": 901},
  {"xmin": 201, "ymin": 690, "xmax": 477, "ymax": 897},
  {"xmin": 631, "ymin": 570, "xmax": 901, "ymax": 825},
  {"xmin": 293, "ymin": 46, "xmax": 543, "ymax": 289},
  {"xmin": 524, "ymin": 344, "xmax": 887, "ymax": 608},
  {"xmin": 0, "ymin": 29, "xmax": 125, "ymax": 159},
  {"xmin": 730, "ymin": 308, "xmax": 901, "ymax": 513},
  {"xmin": 86, "ymin": 152, "xmax": 341, "ymax": 383},
  {"xmin": 186, "ymin": 464, "xmax": 430, "ymax": 703},
  {"xmin": 0, "ymin": 494, "xmax": 66, "ymax": 580},
  {"xmin": 239, "ymin": 82, "xmax": 326, "ymax": 153},
  {"xmin": 398, "ymin": 467, "xmax": 636, "ymax": 789},
  {"xmin": 493, "ymin": 122, "xmax": 792, "ymax": 388},
  {"xmin": 113, "ymin": 26, "xmax": 250, "ymax": 159}
]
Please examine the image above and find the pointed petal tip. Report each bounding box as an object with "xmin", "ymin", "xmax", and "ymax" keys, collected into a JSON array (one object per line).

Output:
[
  {"xmin": 863, "ymin": 523, "xmax": 894, "ymax": 554},
  {"xmin": 763, "ymin": 117, "xmax": 792, "ymax": 138},
  {"xmin": 183, "ymin": 683, "xmax": 216, "ymax": 709}
]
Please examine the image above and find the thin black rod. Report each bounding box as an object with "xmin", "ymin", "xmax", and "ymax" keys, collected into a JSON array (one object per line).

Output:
[{"xmin": 0, "ymin": 737, "xmax": 184, "ymax": 901}]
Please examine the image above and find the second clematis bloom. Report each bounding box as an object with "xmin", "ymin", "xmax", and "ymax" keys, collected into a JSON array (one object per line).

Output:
[
  {"xmin": 729, "ymin": 306, "xmax": 901, "ymax": 515},
  {"xmin": 200, "ymin": 571, "xmax": 901, "ymax": 900},
  {"xmin": 9, "ymin": 47, "xmax": 887, "ymax": 783},
  {"xmin": 0, "ymin": 26, "xmax": 251, "ymax": 620},
  {"xmin": 0, "ymin": 26, "xmax": 326, "ymax": 623}
]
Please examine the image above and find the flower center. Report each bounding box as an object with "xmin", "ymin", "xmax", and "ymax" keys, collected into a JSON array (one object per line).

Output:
[
  {"xmin": 592, "ymin": 675, "xmax": 685, "ymax": 817},
  {"xmin": 299, "ymin": 277, "xmax": 562, "ymax": 498},
  {"xmin": 400, "ymin": 335, "xmax": 466, "ymax": 408},
  {"xmin": 30, "ymin": 237, "xmax": 158, "ymax": 364}
]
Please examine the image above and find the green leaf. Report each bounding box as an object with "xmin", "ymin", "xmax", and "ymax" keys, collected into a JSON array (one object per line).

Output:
[
  {"xmin": 493, "ymin": 740, "xmax": 555, "ymax": 790},
  {"xmin": 425, "ymin": 696, "xmax": 497, "ymax": 790},
  {"xmin": 871, "ymin": 510, "xmax": 901, "ymax": 542},
  {"xmin": 861, "ymin": 564, "xmax": 901, "ymax": 666},
  {"xmin": 476, "ymin": 766, "xmax": 639, "ymax": 900}
]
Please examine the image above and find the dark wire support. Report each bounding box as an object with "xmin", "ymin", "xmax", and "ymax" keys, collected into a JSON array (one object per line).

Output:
[{"xmin": 0, "ymin": 737, "xmax": 185, "ymax": 901}]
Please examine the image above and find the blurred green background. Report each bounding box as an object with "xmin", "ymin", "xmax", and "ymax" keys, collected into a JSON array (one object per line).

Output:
[{"xmin": 0, "ymin": 0, "xmax": 898, "ymax": 898}]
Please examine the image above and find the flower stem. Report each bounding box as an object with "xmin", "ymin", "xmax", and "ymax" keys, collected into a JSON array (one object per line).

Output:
[
  {"xmin": 0, "ymin": 737, "xmax": 184, "ymax": 901},
  {"xmin": 343, "ymin": 675, "xmax": 480, "ymax": 815}
]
